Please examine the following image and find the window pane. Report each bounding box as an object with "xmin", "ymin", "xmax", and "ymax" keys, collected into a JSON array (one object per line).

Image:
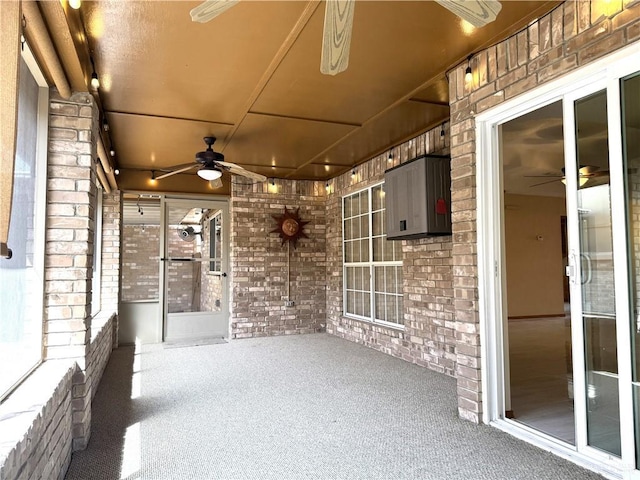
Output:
[
  {"xmin": 346, "ymin": 266, "xmax": 355, "ymax": 290},
  {"xmin": 372, "ymin": 211, "xmax": 384, "ymax": 236},
  {"xmin": 346, "ymin": 291, "xmax": 355, "ymax": 315},
  {"xmin": 360, "ymin": 239, "xmax": 369, "ymax": 263},
  {"xmin": 362, "ymin": 292, "xmax": 371, "ymax": 317},
  {"xmin": 360, "ymin": 190, "xmax": 369, "ymax": 215},
  {"xmin": 343, "ymin": 217, "xmax": 352, "ymax": 240},
  {"xmin": 344, "ymin": 196, "xmax": 353, "ymax": 218},
  {"xmin": 0, "ymin": 57, "xmax": 43, "ymax": 398},
  {"xmin": 372, "ymin": 237, "xmax": 383, "ymax": 261},
  {"xmin": 386, "ymin": 296, "xmax": 397, "ymax": 323},
  {"xmin": 375, "ymin": 293, "xmax": 386, "ymax": 321},
  {"xmin": 360, "ymin": 215, "xmax": 369, "ymax": 238},
  {"xmin": 372, "ymin": 185, "xmax": 384, "ymax": 211}
]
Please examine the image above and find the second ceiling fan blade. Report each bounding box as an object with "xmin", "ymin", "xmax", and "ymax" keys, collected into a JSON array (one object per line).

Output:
[
  {"xmin": 217, "ymin": 161, "xmax": 267, "ymax": 182},
  {"xmin": 435, "ymin": 0, "xmax": 502, "ymax": 28},
  {"xmin": 155, "ymin": 164, "xmax": 198, "ymax": 180},
  {"xmin": 190, "ymin": 0, "xmax": 239, "ymax": 23},
  {"xmin": 320, "ymin": 0, "xmax": 355, "ymax": 76}
]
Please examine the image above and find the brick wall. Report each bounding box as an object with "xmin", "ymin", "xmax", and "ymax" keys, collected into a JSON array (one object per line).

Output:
[
  {"xmin": 325, "ymin": 126, "xmax": 455, "ymax": 374},
  {"xmin": 230, "ymin": 180, "xmax": 326, "ymax": 338},
  {"xmin": 45, "ymin": 92, "xmax": 97, "ymax": 365},
  {"xmin": 86, "ymin": 314, "xmax": 117, "ymax": 402},
  {"xmin": 101, "ymin": 192, "xmax": 122, "ymax": 320},
  {"xmin": 45, "ymin": 92, "xmax": 100, "ymax": 451},
  {"xmin": 121, "ymin": 224, "xmax": 160, "ymax": 301},
  {"xmin": 447, "ymin": 0, "xmax": 640, "ymax": 422}
]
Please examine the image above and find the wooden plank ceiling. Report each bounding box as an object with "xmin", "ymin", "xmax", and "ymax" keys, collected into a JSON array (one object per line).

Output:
[{"xmin": 52, "ymin": 0, "xmax": 560, "ymax": 195}]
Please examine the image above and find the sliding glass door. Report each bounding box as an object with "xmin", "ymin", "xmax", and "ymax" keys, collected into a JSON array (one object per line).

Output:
[{"xmin": 480, "ymin": 47, "xmax": 640, "ymax": 478}]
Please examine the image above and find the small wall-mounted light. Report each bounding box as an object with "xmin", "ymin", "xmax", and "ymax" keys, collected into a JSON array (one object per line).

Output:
[
  {"xmin": 102, "ymin": 117, "xmax": 109, "ymax": 131},
  {"xmin": 114, "ymin": 168, "xmax": 120, "ymax": 175},
  {"xmin": 91, "ymin": 71, "xmax": 100, "ymax": 90},
  {"xmin": 351, "ymin": 168, "xmax": 356, "ymax": 179},
  {"xmin": 90, "ymin": 56, "xmax": 100, "ymax": 90},
  {"xmin": 440, "ymin": 123, "xmax": 446, "ymax": 137},
  {"xmin": 69, "ymin": 0, "xmax": 81, "ymax": 9},
  {"xmin": 268, "ymin": 178, "xmax": 278, "ymax": 193},
  {"xmin": 464, "ymin": 55, "xmax": 473, "ymax": 83},
  {"xmin": 110, "ymin": 150, "xmax": 115, "ymax": 157},
  {"xmin": 388, "ymin": 150, "xmax": 393, "ymax": 163}
]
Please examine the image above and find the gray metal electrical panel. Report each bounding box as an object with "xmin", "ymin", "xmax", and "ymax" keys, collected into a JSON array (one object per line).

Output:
[{"xmin": 384, "ymin": 155, "xmax": 451, "ymax": 240}]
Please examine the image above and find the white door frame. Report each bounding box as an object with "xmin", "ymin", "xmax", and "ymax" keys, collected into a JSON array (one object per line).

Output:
[
  {"xmin": 160, "ymin": 196, "xmax": 230, "ymax": 341},
  {"xmin": 476, "ymin": 42, "xmax": 640, "ymax": 479}
]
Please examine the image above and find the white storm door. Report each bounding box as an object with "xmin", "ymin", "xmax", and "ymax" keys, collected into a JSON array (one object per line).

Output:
[{"xmin": 161, "ymin": 198, "xmax": 229, "ymax": 341}]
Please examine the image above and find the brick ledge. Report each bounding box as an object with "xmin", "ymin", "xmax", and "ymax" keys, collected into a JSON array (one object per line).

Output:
[{"xmin": 0, "ymin": 359, "xmax": 77, "ymax": 476}]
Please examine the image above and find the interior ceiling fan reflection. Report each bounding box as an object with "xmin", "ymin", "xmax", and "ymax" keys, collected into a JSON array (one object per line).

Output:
[
  {"xmin": 154, "ymin": 136, "xmax": 267, "ymax": 188},
  {"xmin": 526, "ymin": 165, "xmax": 609, "ymax": 188},
  {"xmin": 189, "ymin": 0, "xmax": 503, "ymax": 76}
]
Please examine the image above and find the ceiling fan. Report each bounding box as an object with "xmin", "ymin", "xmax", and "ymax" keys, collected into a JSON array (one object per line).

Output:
[
  {"xmin": 155, "ymin": 136, "xmax": 267, "ymax": 187},
  {"xmin": 189, "ymin": 0, "xmax": 502, "ymax": 76},
  {"xmin": 527, "ymin": 165, "xmax": 608, "ymax": 188}
]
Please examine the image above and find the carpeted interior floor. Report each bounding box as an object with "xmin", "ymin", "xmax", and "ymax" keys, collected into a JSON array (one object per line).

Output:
[{"xmin": 65, "ymin": 333, "xmax": 605, "ymax": 480}]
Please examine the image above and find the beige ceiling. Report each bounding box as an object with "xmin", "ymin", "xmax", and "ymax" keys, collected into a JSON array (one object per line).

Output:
[{"xmin": 57, "ymin": 0, "xmax": 561, "ymax": 194}]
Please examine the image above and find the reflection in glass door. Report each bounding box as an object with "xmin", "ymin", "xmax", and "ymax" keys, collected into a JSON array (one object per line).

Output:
[
  {"xmin": 162, "ymin": 199, "xmax": 229, "ymax": 342},
  {"xmin": 573, "ymin": 91, "xmax": 621, "ymax": 456},
  {"xmin": 621, "ymin": 72, "xmax": 640, "ymax": 472}
]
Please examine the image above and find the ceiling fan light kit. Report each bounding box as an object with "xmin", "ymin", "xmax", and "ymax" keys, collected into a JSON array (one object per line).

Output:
[{"xmin": 197, "ymin": 167, "xmax": 223, "ymax": 181}]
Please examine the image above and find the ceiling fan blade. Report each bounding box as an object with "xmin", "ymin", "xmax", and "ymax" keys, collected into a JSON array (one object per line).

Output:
[
  {"xmin": 209, "ymin": 177, "xmax": 223, "ymax": 189},
  {"xmin": 190, "ymin": 0, "xmax": 239, "ymax": 23},
  {"xmin": 587, "ymin": 170, "xmax": 609, "ymax": 177},
  {"xmin": 530, "ymin": 178, "xmax": 561, "ymax": 187},
  {"xmin": 155, "ymin": 164, "xmax": 197, "ymax": 180},
  {"xmin": 523, "ymin": 175, "xmax": 563, "ymax": 178},
  {"xmin": 434, "ymin": 0, "xmax": 502, "ymax": 28},
  {"xmin": 320, "ymin": 0, "xmax": 355, "ymax": 76},
  {"xmin": 216, "ymin": 161, "xmax": 267, "ymax": 182}
]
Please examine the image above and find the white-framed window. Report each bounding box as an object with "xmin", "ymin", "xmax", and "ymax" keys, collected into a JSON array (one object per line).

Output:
[
  {"xmin": 0, "ymin": 42, "xmax": 49, "ymax": 400},
  {"xmin": 343, "ymin": 183, "xmax": 404, "ymax": 327},
  {"xmin": 91, "ymin": 186, "xmax": 103, "ymax": 316}
]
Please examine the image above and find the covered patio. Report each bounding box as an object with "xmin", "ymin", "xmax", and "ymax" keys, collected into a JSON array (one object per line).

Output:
[{"xmin": 65, "ymin": 334, "xmax": 603, "ymax": 479}]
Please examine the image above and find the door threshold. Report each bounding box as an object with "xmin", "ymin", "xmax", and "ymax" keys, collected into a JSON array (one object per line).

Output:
[
  {"xmin": 491, "ymin": 419, "xmax": 623, "ymax": 480},
  {"xmin": 163, "ymin": 336, "xmax": 228, "ymax": 349}
]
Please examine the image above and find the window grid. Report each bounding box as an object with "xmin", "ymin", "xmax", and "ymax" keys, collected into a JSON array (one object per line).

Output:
[{"xmin": 343, "ymin": 183, "xmax": 403, "ymax": 327}]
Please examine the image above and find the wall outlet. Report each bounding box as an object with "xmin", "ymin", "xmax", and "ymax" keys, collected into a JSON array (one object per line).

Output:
[{"xmin": 285, "ymin": 300, "xmax": 295, "ymax": 307}]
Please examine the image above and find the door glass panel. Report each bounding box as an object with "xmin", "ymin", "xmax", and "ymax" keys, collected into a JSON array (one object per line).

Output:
[
  {"xmin": 621, "ymin": 72, "xmax": 640, "ymax": 466},
  {"xmin": 163, "ymin": 202, "xmax": 228, "ymax": 342},
  {"xmin": 500, "ymin": 101, "xmax": 576, "ymax": 444},
  {"xmin": 575, "ymin": 90, "xmax": 621, "ymax": 457},
  {"xmin": 166, "ymin": 205, "xmax": 223, "ymax": 314}
]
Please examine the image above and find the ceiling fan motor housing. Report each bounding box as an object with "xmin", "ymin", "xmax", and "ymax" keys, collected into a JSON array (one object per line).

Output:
[{"xmin": 195, "ymin": 149, "xmax": 225, "ymax": 165}]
